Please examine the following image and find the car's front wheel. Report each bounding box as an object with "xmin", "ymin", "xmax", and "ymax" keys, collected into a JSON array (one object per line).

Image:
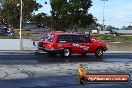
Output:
[
  {"xmin": 61, "ymin": 48, "xmax": 71, "ymax": 57},
  {"xmin": 95, "ymin": 47, "xmax": 103, "ymax": 58}
]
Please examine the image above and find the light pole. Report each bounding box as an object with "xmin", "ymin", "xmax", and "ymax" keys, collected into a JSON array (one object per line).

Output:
[
  {"xmin": 20, "ymin": 0, "xmax": 23, "ymax": 50},
  {"xmin": 101, "ymin": 0, "xmax": 108, "ymax": 31}
]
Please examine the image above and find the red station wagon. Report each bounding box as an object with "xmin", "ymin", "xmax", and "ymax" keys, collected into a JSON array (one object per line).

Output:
[{"xmin": 38, "ymin": 32, "xmax": 108, "ymax": 57}]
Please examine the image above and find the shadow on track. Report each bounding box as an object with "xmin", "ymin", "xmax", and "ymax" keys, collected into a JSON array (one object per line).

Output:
[{"xmin": 38, "ymin": 54, "xmax": 103, "ymax": 64}]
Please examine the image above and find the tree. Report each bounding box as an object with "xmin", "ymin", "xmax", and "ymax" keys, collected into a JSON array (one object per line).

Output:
[
  {"xmin": 31, "ymin": 12, "xmax": 47, "ymax": 27},
  {"xmin": 1, "ymin": 0, "xmax": 42, "ymax": 28},
  {"xmin": 105, "ymin": 25, "xmax": 115, "ymax": 31},
  {"xmin": 50, "ymin": 0, "xmax": 95, "ymax": 31},
  {"xmin": 31, "ymin": 12, "xmax": 56, "ymax": 28},
  {"xmin": 127, "ymin": 25, "xmax": 132, "ymax": 30},
  {"xmin": 121, "ymin": 26, "xmax": 127, "ymax": 30}
]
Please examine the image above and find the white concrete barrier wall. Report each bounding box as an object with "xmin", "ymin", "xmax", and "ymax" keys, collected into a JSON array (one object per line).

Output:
[
  {"xmin": 0, "ymin": 39, "xmax": 131, "ymax": 51},
  {"xmin": 22, "ymin": 39, "xmax": 37, "ymax": 50},
  {"xmin": 0, "ymin": 39, "xmax": 37, "ymax": 50},
  {"xmin": 112, "ymin": 29, "xmax": 132, "ymax": 34},
  {"xmin": 99, "ymin": 31, "xmax": 110, "ymax": 34},
  {"xmin": 0, "ymin": 39, "xmax": 20, "ymax": 50}
]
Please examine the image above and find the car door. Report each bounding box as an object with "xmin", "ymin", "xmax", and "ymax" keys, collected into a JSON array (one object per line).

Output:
[
  {"xmin": 78, "ymin": 35, "xmax": 94, "ymax": 53},
  {"xmin": 57, "ymin": 34, "xmax": 72, "ymax": 49},
  {"xmin": 70, "ymin": 35, "xmax": 83, "ymax": 53}
]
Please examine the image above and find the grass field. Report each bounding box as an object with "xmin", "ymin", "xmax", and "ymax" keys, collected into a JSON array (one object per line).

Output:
[{"xmin": 93, "ymin": 34, "xmax": 132, "ymax": 43}]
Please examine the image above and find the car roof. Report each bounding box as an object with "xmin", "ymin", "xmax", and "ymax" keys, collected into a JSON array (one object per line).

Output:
[{"xmin": 46, "ymin": 31, "xmax": 80, "ymax": 35}]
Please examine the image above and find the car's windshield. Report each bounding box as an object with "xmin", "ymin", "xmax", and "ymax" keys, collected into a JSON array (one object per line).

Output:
[{"xmin": 41, "ymin": 34, "xmax": 54, "ymax": 42}]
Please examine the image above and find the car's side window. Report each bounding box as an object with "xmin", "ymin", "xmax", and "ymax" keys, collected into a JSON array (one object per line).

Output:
[
  {"xmin": 57, "ymin": 35, "xmax": 66, "ymax": 42},
  {"xmin": 78, "ymin": 35, "xmax": 91, "ymax": 43},
  {"xmin": 57, "ymin": 35, "xmax": 72, "ymax": 42},
  {"xmin": 71, "ymin": 35, "xmax": 80, "ymax": 43}
]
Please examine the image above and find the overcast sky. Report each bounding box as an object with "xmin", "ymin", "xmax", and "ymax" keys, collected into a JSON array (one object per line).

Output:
[{"xmin": 36, "ymin": 0, "xmax": 132, "ymax": 28}]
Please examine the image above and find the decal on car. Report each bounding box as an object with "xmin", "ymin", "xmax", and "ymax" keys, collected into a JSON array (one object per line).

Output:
[
  {"xmin": 58, "ymin": 43, "xmax": 62, "ymax": 47},
  {"xmin": 72, "ymin": 43, "xmax": 89, "ymax": 50}
]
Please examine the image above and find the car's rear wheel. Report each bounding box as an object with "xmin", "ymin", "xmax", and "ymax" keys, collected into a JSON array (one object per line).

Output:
[
  {"xmin": 95, "ymin": 47, "xmax": 103, "ymax": 58},
  {"xmin": 61, "ymin": 48, "xmax": 71, "ymax": 57}
]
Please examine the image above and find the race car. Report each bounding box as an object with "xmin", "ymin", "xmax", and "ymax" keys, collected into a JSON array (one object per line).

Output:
[{"xmin": 37, "ymin": 31, "xmax": 108, "ymax": 57}]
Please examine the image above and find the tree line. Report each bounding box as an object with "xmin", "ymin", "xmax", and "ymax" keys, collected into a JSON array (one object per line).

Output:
[{"xmin": 0, "ymin": 0, "xmax": 97, "ymax": 31}]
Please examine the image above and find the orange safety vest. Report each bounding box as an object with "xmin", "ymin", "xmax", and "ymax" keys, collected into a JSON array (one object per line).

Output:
[{"xmin": 78, "ymin": 67, "xmax": 86, "ymax": 76}]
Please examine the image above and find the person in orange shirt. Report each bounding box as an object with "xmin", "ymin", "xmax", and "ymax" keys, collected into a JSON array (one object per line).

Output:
[
  {"xmin": 77, "ymin": 64, "xmax": 86, "ymax": 77},
  {"xmin": 77, "ymin": 64, "xmax": 87, "ymax": 84}
]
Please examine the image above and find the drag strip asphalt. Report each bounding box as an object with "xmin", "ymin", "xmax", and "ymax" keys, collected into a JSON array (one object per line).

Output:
[
  {"xmin": 0, "ymin": 53, "xmax": 131, "ymax": 64},
  {"xmin": 0, "ymin": 52, "xmax": 132, "ymax": 88}
]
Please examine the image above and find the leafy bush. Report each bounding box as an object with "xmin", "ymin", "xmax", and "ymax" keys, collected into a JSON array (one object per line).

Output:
[{"xmin": 0, "ymin": 35, "xmax": 18, "ymax": 39}]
